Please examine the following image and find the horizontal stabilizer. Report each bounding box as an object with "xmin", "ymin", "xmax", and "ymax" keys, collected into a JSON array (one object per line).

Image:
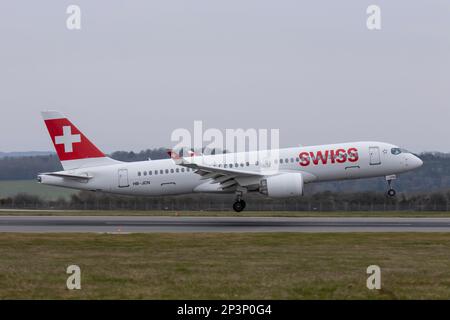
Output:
[{"xmin": 41, "ymin": 172, "xmax": 93, "ymax": 180}]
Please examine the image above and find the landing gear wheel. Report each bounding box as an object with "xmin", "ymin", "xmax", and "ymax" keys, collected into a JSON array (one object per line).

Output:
[
  {"xmin": 387, "ymin": 189, "xmax": 396, "ymax": 197},
  {"xmin": 233, "ymin": 200, "xmax": 245, "ymax": 212},
  {"xmin": 385, "ymin": 175, "xmax": 397, "ymax": 198}
]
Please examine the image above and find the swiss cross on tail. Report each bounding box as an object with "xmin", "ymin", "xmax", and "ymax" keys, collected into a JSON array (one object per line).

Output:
[
  {"xmin": 55, "ymin": 126, "xmax": 81, "ymax": 153},
  {"xmin": 41, "ymin": 111, "xmax": 105, "ymax": 161}
]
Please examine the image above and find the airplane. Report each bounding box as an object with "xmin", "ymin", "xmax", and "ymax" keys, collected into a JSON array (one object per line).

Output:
[{"xmin": 37, "ymin": 111, "xmax": 423, "ymax": 212}]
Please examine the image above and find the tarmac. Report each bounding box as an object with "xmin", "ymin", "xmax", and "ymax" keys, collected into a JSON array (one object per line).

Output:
[{"xmin": 1, "ymin": 216, "xmax": 450, "ymax": 233}]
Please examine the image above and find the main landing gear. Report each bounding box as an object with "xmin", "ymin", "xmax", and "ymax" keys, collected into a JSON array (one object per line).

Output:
[
  {"xmin": 233, "ymin": 200, "xmax": 246, "ymax": 212},
  {"xmin": 386, "ymin": 175, "xmax": 397, "ymax": 197},
  {"xmin": 233, "ymin": 191, "xmax": 246, "ymax": 212}
]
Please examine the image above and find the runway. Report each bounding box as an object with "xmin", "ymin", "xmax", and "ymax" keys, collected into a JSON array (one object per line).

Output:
[{"xmin": 1, "ymin": 216, "xmax": 450, "ymax": 233}]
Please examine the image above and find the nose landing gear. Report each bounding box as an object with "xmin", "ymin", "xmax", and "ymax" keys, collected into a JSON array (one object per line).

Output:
[
  {"xmin": 386, "ymin": 175, "xmax": 397, "ymax": 197},
  {"xmin": 233, "ymin": 191, "xmax": 246, "ymax": 212},
  {"xmin": 387, "ymin": 188, "xmax": 396, "ymax": 197}
]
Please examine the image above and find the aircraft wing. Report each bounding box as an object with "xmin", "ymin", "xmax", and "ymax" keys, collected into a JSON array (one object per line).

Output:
[{"xmin": 168, "ymin": 150, "xmax": 269, "ymax": 191}]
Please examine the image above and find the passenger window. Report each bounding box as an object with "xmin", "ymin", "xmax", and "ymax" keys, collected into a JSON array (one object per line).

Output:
[
  {"xmin": 160, "ymin": 170, "xmax": 163, "ymax": 174},
  {"xmin": 149, "ymin": 171, "xmax": 152, "ymax": 175},
  {"xmin": 280, "ymin": 159, "xmax": 283, "ymax": 164},
  {"xmin": 296, "ymin": 157, "xmax": 299, "ymax": 162},
  {"xmin": 255, "ymin": 161, "xmax": 259, "ymax": 166},
  {"xmin": 170, "ymin": 169, "xmax": 174, "ymax": 173},
  {"xmin": 290, "ymin": 158, "xmax": 294, "ymax": 162},
  {"xmin": 143, "ymin": 171, "xmax": 147, "ymax": 176},
  {"xmin": 138, "ymin": 172, "xmax": 141, "ymax": 176},
  {"xmin": 155, "ymin": 170, "xmax": 158, "ymax": 175},
  {"xmin": 181, "ymin": 168, "xmax": 185, "ymax": 172},
  {"xmin": 240, "ymin": 163, "xmax": 244, "ymax": 167},
  {"xmin": 235, "ymin": 163, "xmax": 238, "ymax": 167},
  {"xmin": 246, "ymin": 162, "xmax": 249, "ymax": 166},
  {"xmin": 176, "ymin": 168, "xmax": 179, "ymax": 173},
  {"xmin": 165, "ymin": 169, "xmax": 169, "ymax": 174},
  {"xmin": 285, "ymin": 158, "xmax": 289, "ymax": 163}
]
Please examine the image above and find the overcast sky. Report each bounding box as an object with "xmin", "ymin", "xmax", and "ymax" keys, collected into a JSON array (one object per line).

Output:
[{"xmin": 0, "ymin": 1, "xmax": 449, "ymax": 153}]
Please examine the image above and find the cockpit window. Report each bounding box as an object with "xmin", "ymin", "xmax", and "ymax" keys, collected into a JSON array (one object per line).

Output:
[
  {"xmin": 391, "ymin": 148, "xmax": 410, "ymax": 155},
  {"xmin": 391, "ymin": 148, "xmax": 402, "ymax": 155}
]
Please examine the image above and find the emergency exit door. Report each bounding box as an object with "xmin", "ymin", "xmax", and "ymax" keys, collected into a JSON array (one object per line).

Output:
[
  {"xmin": 369, "ymin": 146, "xmax": 381, "ymax": 165},
  {"xmin": 118, "ymin": 169, "xmax": 129, "ymax": 188}
]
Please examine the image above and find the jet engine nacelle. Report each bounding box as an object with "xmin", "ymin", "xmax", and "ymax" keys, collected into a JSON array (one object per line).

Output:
[{"xmin": 259, "ymin": 173, "xmax": 304, "ymax": 198}]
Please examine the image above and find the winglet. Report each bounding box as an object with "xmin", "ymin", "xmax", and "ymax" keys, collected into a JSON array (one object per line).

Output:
[
  {"xmin": 167, "ymin": 149, "xmax": 180, "ymax": 159},
  {"xmin": 188, "ymin": 150, "xmax": 202, "ymax": 157},
  {"xmin": 168, "ymin": 149, "xmax": 184, "ymax": 165}
]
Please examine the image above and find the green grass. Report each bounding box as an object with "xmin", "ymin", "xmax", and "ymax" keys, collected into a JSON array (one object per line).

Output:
[
  {"xmin": 0, "ymin": 233, "xmax": 449, "ymax": 299},
  {"xmin": 1, "ymin": 209, "xmax": 450, "ymax": 217},
  {"xmin": 0, "ymin": 180, "xmax": 76, "ymax": 200}
]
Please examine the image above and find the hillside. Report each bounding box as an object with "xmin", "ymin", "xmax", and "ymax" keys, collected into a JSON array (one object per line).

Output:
[{"xmin": 0, "ymin": 151, "xmax": 54, "ymax": 158}]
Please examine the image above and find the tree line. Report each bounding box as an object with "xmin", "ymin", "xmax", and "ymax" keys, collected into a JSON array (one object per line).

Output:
[{"xmin": 2, "ymin": 189, "xmax": 450, "ymax": 211}]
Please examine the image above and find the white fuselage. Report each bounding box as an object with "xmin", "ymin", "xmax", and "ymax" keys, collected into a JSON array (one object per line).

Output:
[{"xmin": 38, "ymin": 141, "xmax": 423, "ymax": 196}]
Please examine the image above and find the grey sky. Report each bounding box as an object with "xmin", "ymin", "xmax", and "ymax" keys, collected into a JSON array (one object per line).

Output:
[{"xmin": 0, "ymin": 1, "xmax": 449, "ymax": 153}]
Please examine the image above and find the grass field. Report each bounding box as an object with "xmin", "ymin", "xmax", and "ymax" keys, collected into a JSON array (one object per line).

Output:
[
  {"xmin": 0, "ymin": 180, "xmax": 76, "ymax": 200},
  {"xmin": 2, "ymin": 209, "xmax": 450, "ymax": 217},
  {"xmin": 0, "ymin": 232, "xmax": 450, "ymax": 299}
]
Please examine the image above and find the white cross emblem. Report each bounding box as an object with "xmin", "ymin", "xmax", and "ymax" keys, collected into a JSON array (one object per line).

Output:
[{"xmin": 55, "ymin": 126, "xmax": 81, "ymax": 153}]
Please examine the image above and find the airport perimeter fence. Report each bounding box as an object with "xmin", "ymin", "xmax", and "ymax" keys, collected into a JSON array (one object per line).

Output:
[{"xmin": 1, "ymin": 191, "xmax": 450, "ymax": 211}]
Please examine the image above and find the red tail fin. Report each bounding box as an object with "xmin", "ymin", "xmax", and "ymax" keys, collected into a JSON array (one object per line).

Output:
[{"xmin": 42, "ymin": 111, "xmax": 118, "ymax": 170}]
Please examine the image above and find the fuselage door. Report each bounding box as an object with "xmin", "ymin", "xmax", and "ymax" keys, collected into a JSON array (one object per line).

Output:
[
  {"xmin": 369, "ymin": 146, "xmax": 381, "ymax": 165},
  {"xmin": 118, "ymin": 169, "xmax": 129, "ymax": 188}
]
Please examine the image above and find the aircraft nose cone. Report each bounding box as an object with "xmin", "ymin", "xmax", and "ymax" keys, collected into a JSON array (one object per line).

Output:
[{"xmin": 411, "ymin": 155, "xmax": 423, "ymax": 169}]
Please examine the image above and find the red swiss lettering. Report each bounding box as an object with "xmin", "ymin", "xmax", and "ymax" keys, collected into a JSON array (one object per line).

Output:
[
  {"xmin": 330, "ymin": 149, "xmax": 336, "ymax": 163},
  {"xmin": 335, "ymin": 149, "xmax": 347, "ymax": 163},
  {"xmin": 347, "ymin": 147, "xmax": 359, "ymax": 162},
  {"xmin": 299, "ymin": 152, "xmax": 310, "ymax": 166},
  {"xmin": 310, "ymin": 150, "xmax": 329, "ymax": 165}
]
